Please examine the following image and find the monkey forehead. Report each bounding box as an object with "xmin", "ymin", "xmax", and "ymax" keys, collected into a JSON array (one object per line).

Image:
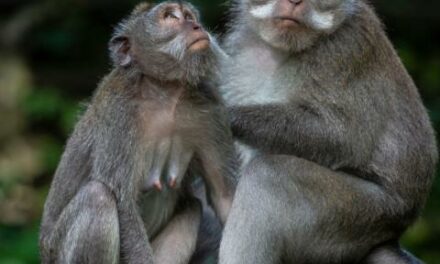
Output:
[{"xmin": 148, "ymin": 1, "xmax": 201, "ymax": 19}]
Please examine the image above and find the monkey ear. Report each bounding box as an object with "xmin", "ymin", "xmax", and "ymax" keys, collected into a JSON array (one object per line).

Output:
[{"xmin": 109, "ymin": 36, "xmax": 132, "ymax": 67}]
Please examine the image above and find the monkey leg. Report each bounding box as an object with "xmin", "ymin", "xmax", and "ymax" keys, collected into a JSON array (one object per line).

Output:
[
  {"xmin": 220, "ymin": 155, "xmax": 408, "ymax": 264},
  {"xmin": 46, "ymin": 181, "xmax": 120, "ymax": 264},
  {"xmin": 152, "ymin": 198, "xmax": 202, "ymax": 264},
  {"xmin": 218, "ymin": 157, "xmax": 285, "ymax": 264}
]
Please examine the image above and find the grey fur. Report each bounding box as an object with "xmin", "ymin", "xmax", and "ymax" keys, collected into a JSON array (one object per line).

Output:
[
  {"xmin": 39, "ymin": 2, "xmax": 237, "ymax": 264},
  {"xmin": 218, "ymin": 0, "xmax": 437, "ymax": 263}
]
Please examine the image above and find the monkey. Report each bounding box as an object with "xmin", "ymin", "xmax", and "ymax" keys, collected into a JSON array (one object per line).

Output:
[
  {"xmin": 38, "ymin": 2, "xmax": 237, "ymax": 264},
  {"xmin": 216, "ymin": 0, "xmax": 438, "ymax": 263}
]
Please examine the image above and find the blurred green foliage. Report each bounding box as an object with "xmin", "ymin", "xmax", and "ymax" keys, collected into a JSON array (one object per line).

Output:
[{"xmin": 0, "ymin": 0, "xmax": 439, "ymax": 263}]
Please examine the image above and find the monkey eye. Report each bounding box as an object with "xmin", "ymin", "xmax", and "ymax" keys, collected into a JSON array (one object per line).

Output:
[
  {"xmin": 184, "ymin": 12, "xmax": 194, "ymax": 21},
  {"xmin": 164, "ymin": 11, "xmax": 178, "ymax": 20}
]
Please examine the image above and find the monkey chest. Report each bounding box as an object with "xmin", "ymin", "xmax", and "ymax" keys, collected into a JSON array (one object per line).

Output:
[
  {"xmin": 222, "ymin": 52, "xmax": 299, "ymax": 106},
  {"xmin": 222, "ymin": 51, "xmax": 303, "ymax": 167}
]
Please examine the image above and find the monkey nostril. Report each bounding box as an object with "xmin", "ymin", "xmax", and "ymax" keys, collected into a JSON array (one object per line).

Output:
[
  {"xmin": 192, "ymin": 23, "xmax": 201, "ymax": 31},
  {"xmin": 288, "ymin": 0, "xmax": 302, "ymax": 5}
]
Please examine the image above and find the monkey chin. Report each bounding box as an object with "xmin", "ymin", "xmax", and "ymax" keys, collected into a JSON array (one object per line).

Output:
[{"xmin": 188, "ymin": 39, "xmax": 210, "ymax": 52}]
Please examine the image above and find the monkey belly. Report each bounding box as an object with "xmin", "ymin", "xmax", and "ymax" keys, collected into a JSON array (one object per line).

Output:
[{"xmin": 138, "ymin": 189, "xmax": 180, "ymax": 239}]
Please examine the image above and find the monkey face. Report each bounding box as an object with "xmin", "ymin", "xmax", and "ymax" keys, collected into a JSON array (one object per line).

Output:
[
  {"xmin": 244, "ymin": 0, "xmax": 358, "ymax": 52},
  {"xmin": 109, "ymin": 2, "xmax": 218, "ymax": 84},
  {"xmin": 157, "ymin": 4, "xmax": 210, "ymax": 52},
  {"xmin": 147, "ymin": 2, "xmax": 212, "ymax": 57}
]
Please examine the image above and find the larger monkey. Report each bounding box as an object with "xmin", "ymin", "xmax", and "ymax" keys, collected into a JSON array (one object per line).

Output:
[
  {"xmin": 218, "ymin": 0, "xmax": 438, "ymax": 263},
  {"xmin": 39, "ymin": 2, "xmax": 236, "ymax": 264}
]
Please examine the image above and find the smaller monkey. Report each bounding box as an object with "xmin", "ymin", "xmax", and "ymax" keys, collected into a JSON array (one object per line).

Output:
[{"xmin": 39, "ymin": 2, "xmax": 237, "ymax": 264}]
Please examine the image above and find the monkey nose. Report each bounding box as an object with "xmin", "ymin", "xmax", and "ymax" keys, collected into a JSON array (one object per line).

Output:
[
  {"xmin": 192, "ymin": 23, "xmax": 201, "ymax": 30},
  {"xmin": 184, "ymin": 21, "xmax": 202, "ymax": 31},
  {"xmin": 288, "ymin": 0, "xmax": 302, "ymax": 5}
]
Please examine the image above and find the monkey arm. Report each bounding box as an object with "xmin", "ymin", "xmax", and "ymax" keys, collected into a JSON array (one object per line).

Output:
[
  {"xmin": 229, "ymin": 103, "xmax": 371, "ymax": 167},
  {"xmin": 91, "ymin": 155, "xmax": 154, "ymax": 264},
  {"xmin": 196, "ymin": 106, "xmax": 239, "ymax": 224},
  {"xmin": 89, "ymin": 101, "xmax": 154, "ymax": 264},
  {"xmin": 117, "ymin": 199, "xmax": 154, "ymax": 263},
  {"xmin": 39, "ymin": 114, "xmax": 94, "ymax": 257}
]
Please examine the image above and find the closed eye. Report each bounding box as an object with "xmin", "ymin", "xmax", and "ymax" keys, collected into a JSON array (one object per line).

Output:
[
  {"xmin": 184, "ymin": 12, "xmax": 195, "ymax": 21},
  {"xmin": 164, "ymin": 10, "xmax": 178, "ymax": 20}
]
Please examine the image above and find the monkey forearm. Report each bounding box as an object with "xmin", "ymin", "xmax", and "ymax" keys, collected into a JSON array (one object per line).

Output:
[
  {"xmin": 229, "ymin": 105, "xmax": 349, "ymax": 160},
  {"xmin": 118, "ymin": 201, "xmax": 153, "ymax": 263}
]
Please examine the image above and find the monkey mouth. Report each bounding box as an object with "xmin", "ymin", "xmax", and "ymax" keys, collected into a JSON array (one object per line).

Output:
[
  {"xmin": 187, "ymin": 37, "xmax": 210, "ymax": 51},
  {"xmin": 189, "ymin": 37, "xmax": 210, "ymax": 47},
  {"xmin": 274, "ymin": 16, "xmax": 301, "ymax": 27}
]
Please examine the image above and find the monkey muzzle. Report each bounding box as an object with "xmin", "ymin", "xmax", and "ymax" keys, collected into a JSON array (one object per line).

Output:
[{"xmin": 187, "ymin": 29, "xmax": 210, "ymax": 52}]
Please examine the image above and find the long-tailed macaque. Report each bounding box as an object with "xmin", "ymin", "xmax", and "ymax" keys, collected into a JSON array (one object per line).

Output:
[
  {"xmin": 217, "ymin": 0, "xmax": 438, "ymax": 263},
  {"xmin": 39, "ymin": 2, "xmax": 237, "ymax": 264}
]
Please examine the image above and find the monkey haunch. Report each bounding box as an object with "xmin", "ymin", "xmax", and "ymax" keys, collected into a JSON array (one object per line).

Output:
[
  {"xmin": 219, "ymin": 0, "xmax": 437, "ymax": 263},
  {"xmin": 39, "ymin": 2, "xmax": 237, "ymax": 264}
]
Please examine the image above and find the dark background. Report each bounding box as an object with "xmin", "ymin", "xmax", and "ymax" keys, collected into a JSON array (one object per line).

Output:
[{"xmin": 0, "ymin": 0, "xmax": 439, "ymax": 263}]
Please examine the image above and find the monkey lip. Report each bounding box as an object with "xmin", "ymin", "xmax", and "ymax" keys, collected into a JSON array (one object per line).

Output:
[
  {"xmin": 274, "ymin": 16, "xmax": 301, "ymax": 27},
  {"xmin": 189, "ymin": 37, "xmax": 210, "ymax": 47},
  {"xmin": 188, "ymin": 37, "xmax": 210, "ymax": 51}
]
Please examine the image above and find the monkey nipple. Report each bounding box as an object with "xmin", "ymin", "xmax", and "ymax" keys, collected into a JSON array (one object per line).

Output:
[
  {"xmin": 168, "ymin": 177, "xmax": 178, "ymax": 189},
  {"xmin": 153, "ymin": 180, "xmax": 163, "ymax": 191}
]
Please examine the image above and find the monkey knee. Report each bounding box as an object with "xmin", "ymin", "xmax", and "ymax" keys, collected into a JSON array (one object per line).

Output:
[{"xmin": 79, "ymin": 181, "xmax": 116, "ymax": 210}]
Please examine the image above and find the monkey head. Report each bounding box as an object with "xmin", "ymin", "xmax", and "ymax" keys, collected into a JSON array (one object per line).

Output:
[
  {"xmin": 242, "ymin": 0, "xmax": 359, "ymax": 52},
  {"xmin": 109, "ymin": 1, "xmax": 217, "ymax": 84}
]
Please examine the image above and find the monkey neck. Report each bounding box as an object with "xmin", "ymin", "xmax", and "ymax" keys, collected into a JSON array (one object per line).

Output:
[
  {"xmin": 111, "ymin": 68, "xmax": 190, "ymax": 100},
  {"xmin": 138, "ymin": 74, "xmax": 188, "ymax": 104}
]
